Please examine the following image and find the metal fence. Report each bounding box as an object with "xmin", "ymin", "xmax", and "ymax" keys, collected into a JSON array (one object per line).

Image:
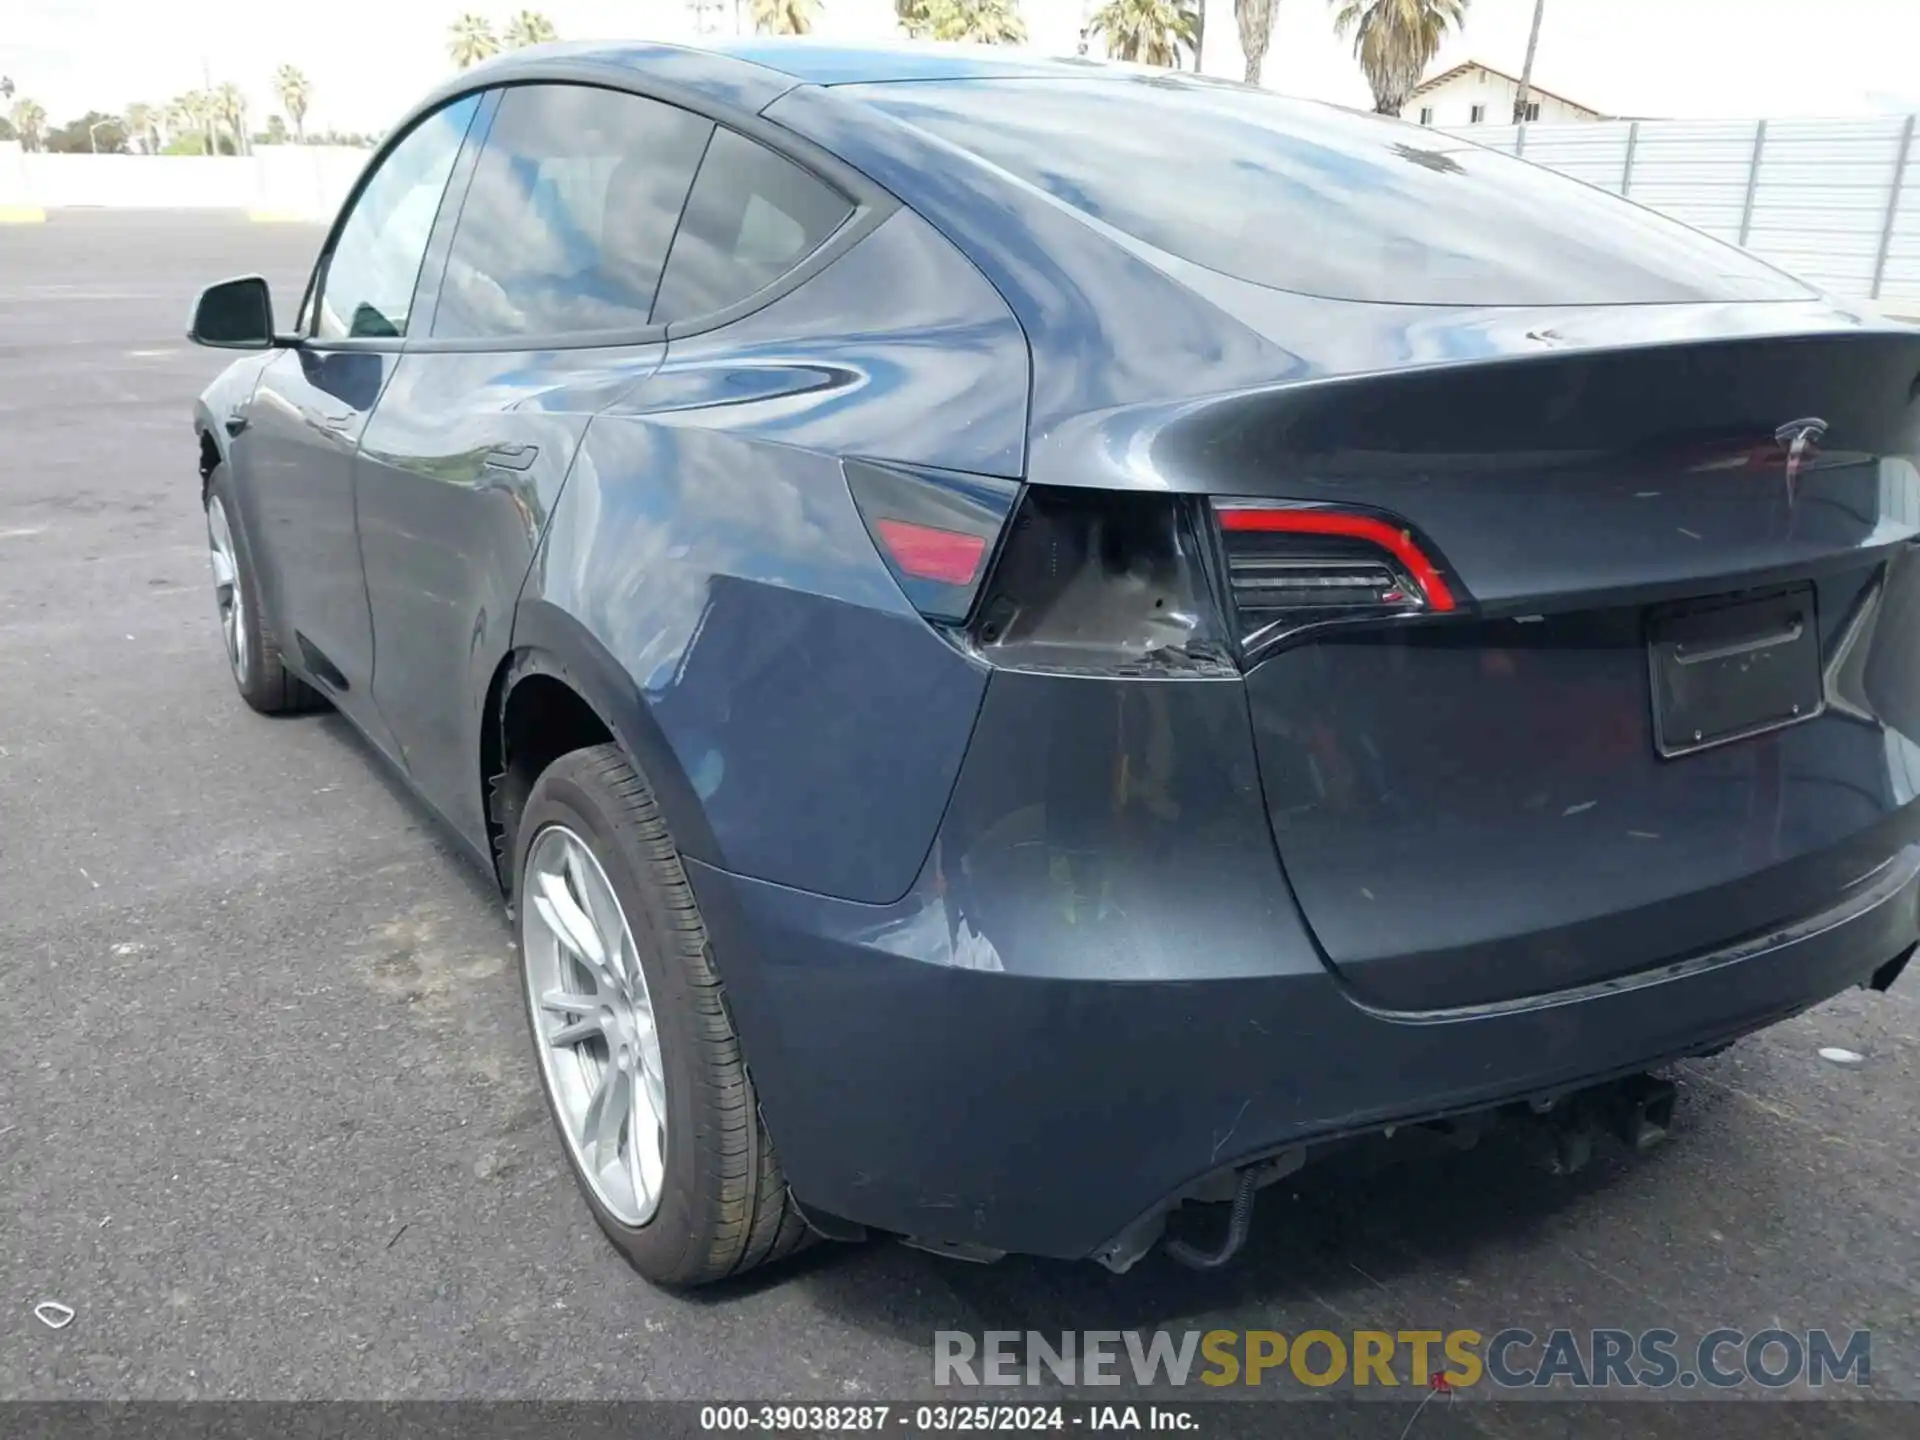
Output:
[{"xmin": 1445, "ymin": 116, "xmax": 1920, "ymax": 310}]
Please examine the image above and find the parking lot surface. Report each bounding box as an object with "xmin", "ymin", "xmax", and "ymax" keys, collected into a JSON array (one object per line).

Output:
[{"xmin": 4, "ymin": 212, "xmax": 1920, "ymax": 1432}]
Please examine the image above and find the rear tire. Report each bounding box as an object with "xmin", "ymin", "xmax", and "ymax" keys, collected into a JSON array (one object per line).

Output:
[
  {"xmin": 513, "ymin": 743, "xmax": 813, "ymax": 1286},
  {"xmin": 204, "ymin": 462, "xmax": 325, "ymax": 715}
]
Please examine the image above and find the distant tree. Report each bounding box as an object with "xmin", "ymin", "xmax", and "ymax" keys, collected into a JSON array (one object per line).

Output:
[
  {"xmin": 504, "ymin": 10, "xmax": 560, "ymax": 46},
  {"xmin": 214, "ymin": 82, "xmax": 250, "ymax": 156},
  {"xmin": 273, "ymin": 65, "xmax": 312, "ymax": 142},
  {"xmin": 0, "ymin": 117, "xmax": 14, "ymax": 142},
  {"xmin": 449, "ymin": 13, "xmax": 501, "ymax": 68},
  {"xmin": 170, "ymin": 90, "xmax": 217, "ymax": 155},
  {"xmin": 751, "ymin": 0, "xmax": 820, "ymax": 35},
  {"xmin": 1088, "ymin": 0, "xmax": 1196, "ymax": 66},
  {"xmin": 46, "ymin": 110, "xmax": 127, "ymax": 153},
  {"xmin": 258, "ymin": 113, "xmax": 290, "ymax": 146},
  {"xmin": 1329, "ymin": 0, "xmax": 1469, "ymax": 116},
  {"xmin": 904, "ymin": 0, "xmax": 1027, "ymax": 42},
  {"xmin": 1235, "ymin": 0, "xmax": 1279, "ymax": 83},
  {"xmin": 9, "ymin": 97, "xmax": 47, "ymax": 152},
  {"xmin": 123, "ymin": 101, "xmax": 162, "ymax": 154}
]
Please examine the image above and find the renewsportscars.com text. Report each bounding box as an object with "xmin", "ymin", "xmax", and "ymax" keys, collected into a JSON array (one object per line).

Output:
[{"xmin": 933, "ymin": 1328, "xmax": 1870, "ymax": 1391}]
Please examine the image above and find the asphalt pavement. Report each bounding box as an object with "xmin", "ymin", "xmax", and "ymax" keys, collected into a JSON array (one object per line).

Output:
[{"xmin": 4, "ymin": 211, "xmax": 1920, "ymax": 1431}]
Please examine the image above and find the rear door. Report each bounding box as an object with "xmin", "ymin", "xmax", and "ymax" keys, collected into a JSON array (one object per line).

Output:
[
  {"xmin": 240, "ymin": 93, "xmax": 479, "ymax": 738},
  {"xmin": 354, "ymin": 83, "xmax": 708, "ymax": 842}
]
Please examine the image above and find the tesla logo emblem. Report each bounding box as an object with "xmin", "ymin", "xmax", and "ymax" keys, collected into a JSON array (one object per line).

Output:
[{"xmin": 1774, "ymin": 417, "xmax": 1828, "ymax": 508}]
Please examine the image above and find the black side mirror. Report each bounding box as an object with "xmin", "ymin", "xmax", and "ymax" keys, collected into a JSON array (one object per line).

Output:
[{"xmin": 189, "ymin": 276, "xmax": 277, "ymax": 349}]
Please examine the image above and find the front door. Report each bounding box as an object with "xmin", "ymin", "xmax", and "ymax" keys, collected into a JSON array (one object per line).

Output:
[{"xmin": 239, "ymin": 93, "xmax": 480, "ymax": 738}]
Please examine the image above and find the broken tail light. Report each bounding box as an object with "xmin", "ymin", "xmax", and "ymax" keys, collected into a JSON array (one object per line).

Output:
[{"xmin": 853, "ymin": 471, "xmax": 1465, "ymax": 674}]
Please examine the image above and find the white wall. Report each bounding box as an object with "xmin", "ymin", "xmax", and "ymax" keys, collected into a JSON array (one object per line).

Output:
[
  {"xmin": 1452, "ymin": 115, "xmax": 1920, "ymax": 307},
  {"xmin": 1415, "ymin": 69, "xmax": 1599, "ymax": 128},
  {"xmin": 0, "ymin": 145, "xmax": 369, "ymax": 218}
]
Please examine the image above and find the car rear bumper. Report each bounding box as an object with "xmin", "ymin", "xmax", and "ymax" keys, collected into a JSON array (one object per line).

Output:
[{"xmin": 687, "ymin": 835, "xmax": 1920, "ymax": 1263}]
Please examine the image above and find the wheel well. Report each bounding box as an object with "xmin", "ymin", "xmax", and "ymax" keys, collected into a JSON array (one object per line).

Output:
[
  {"xmin": 197, "ymin": 429, "xmax": 221, "ymax": 503},
  {"xmin": 483, "ymin": 665, "xmax": 615, "ymax": 896}
]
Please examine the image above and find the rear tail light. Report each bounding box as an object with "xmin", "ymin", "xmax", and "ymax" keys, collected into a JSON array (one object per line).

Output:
[
  {"xmin": 1213, "ymin": 501, "xmax": 1458, "ymax": 655},
  {"xmin": 851, "ymin": 470, "xmax": 1464, "ymax": 673},
  {"xmin": 845, "ymin": 460, "xmax": 1018, "ymax": 623}
]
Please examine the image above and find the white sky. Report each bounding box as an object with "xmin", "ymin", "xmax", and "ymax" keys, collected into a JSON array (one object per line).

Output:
[{"xmin": 0, "ymin": 0, "xmax": 1909, "ymax": 136}]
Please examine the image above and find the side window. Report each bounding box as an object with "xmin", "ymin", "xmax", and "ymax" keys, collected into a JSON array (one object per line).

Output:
[
  {"xmin": 314, "ymin": 95, "xmax": 479, "ymax": 340},
  {"xmin": 432, "ymin": 84, "xmax": 712, "ymax": 339},
  {"xmin": 651, "ymin": 128, "xmax": 855, "ymax": 327}
]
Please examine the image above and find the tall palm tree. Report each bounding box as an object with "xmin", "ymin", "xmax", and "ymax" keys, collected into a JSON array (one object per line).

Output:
[
  {"xmin": 449, "ymin": 13, "xmax": 501, "ymax": 69},
  {"xmin": 123, "ymin": 101, "xmax": 162, "ymax": 154},
  {"xmin": 752, "ymin": 0, "xmax": 820, "ymax": 33},
  {"xmin": 903, "ymin": 0, "xmax": 1027, "ymax": 42},
  {"xmin": 1088, "ymin": 0, "xmax": 1196, "ymax": 67},
  {"xmin": 214, "ymin": 82, "xmax": 250, "ymax": 156},
  {"xmin": 1235, "ymin": 0, "xmax": 1279, "ymax": 84},
  {"xmin": 1512, "ymin": 0, "xmax": 1544, "ymax": 123},
  {"xmin": 1329, "ymin": 0, "xmax": 1469, "ymax": 116},
  {"xmin": 504, "ymin": 10, "xmax": 560, "ymax": 47},
  {"xmin": 273, "ymin": 64, "xmax": 312, "ymax": 142},
  {"xmin": 9, "ymin": 97, "xmax": 46, "ymax": 152}
]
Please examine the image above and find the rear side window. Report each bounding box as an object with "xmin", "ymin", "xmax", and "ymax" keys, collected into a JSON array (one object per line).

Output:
[
  {"xmin": 432, "ymin": 84, "xmax": 712, "ymax": 338},
  {"xmin": 854, "ymin": 77, "xmax": 1810, "ymax": 307},
  {"xmin": 651, "ymin": 128, "xmax": 855, "ymax": 326}
]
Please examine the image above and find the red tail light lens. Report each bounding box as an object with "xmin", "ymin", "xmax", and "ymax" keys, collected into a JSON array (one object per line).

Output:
[
  {"xmin": 846, "ymin": 460, "xmax": 1018, "ymax": 623},
  {"xmin": 872, "ymin": 519, "xmax": 988, "ymax": 587}
]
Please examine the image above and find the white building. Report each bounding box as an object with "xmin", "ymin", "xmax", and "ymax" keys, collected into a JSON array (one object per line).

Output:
[{"xmin": 1408, "ymin": 60, "xmax": 1607, "ymax": 128}]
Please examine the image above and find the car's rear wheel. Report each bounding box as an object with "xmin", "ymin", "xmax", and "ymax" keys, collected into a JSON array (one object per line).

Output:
[
  {"xmin": 204, "ymin": 462, "xmax": 324, "ymax": 714},
  {"xmin": 514, "ymin": 743, "xmax": 813, "ymax": 1285}
]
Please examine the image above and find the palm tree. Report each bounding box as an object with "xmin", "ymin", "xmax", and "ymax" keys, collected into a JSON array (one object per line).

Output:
[
  {"xmin": 751, "ymin": 0, "xmax": 820, "ymax": 35},
  {"xmin": 504, "ymin": 9, "xmax": 560, "ymax": 46},
  {"xmin": 1329, "ymin": 0, "xmax": 1469, "ymax": 116},
  {"xmin": 9, "ymin": 97, "xmax": 46, "ymax": 152},
  {"xmin": 1235, "ymin": 0, "xmax": 1279, "ymax": 83},
  {"xmin": 123, "ymin": 101, "xmax": 161, "ymax": 154},
  {"xmin": 901, "ymin": 0, "xmax": 1027, "ymax": 42},
  {"xmin": 1087, "ymin": 0, "xmax": 1197, "ymax": 67},
  {"xmin": 214, "ymin": 82, "xmax": 250, "ymax": 156},
  {"xmin": 449, "ymin": 13, "xmax": 501, "ymax": 68},
  {"xmin": 273, "ymin": 65, "xmax": 312, "ymax": 142},
  {"xmin": 1512, "ymin": 0, "xmax": 1544, "ymax": 123}
]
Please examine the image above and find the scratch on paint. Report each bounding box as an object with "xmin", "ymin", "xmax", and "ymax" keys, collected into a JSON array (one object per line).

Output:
[{"xmin": 1211, "ymin": 1099, "xmax": 1252, "ymax": 1161}]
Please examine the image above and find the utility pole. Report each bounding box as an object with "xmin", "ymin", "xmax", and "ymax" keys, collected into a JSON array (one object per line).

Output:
[{"xmin": 1513, "ymin": 0, "xmax": 1545, "ymax": 125}]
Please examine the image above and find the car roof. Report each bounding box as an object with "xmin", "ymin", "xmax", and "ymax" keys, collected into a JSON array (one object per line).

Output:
[{"xmin": 451, "ymin": 37, "xmax": 1112, "ymax": 106}]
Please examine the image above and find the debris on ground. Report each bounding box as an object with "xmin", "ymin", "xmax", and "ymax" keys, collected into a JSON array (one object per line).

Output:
[{"xmin": 33, "ymin": 1301, "xmax": 75, "ymax": 1331}]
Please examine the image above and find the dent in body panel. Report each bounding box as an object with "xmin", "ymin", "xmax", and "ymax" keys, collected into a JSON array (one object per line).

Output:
[
  {"xmin": 525, "ymin": 209, "xmax": 1027, "ymax": 901},
  {"xmin": 356, "ymin": 346, "xmax": 655, "ymax": 844}
]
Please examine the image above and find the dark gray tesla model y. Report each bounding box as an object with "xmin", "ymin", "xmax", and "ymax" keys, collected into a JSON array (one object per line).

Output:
[{"xmin": 189, "ymin": 39, "xmax": 1920, "ymax": 1284}]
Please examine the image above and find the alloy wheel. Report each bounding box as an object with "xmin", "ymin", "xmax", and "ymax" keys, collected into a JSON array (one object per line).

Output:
[
  {"xmin": 521, "ymin": 824, "xmax": 668, "ymax": 1227},
  {"xmin": 205, "ymin": 496, "xmax": 248, "ymax": 681}
]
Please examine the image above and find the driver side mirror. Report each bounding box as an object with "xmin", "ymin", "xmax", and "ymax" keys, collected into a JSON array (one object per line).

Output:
[{"xmin": 189, "ymin": 276, "xmax": 278, "ymax": 349}]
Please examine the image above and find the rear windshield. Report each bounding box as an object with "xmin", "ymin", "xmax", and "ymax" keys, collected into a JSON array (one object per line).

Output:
[{"xmin": 852, "ymin": 77, "xmax": 1810, "ymax": 307}]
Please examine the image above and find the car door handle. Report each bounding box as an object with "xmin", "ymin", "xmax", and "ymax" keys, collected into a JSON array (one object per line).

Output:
[{"xmin": 484, "ymin": 443, "xmax": 539, "ymax": 471}]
